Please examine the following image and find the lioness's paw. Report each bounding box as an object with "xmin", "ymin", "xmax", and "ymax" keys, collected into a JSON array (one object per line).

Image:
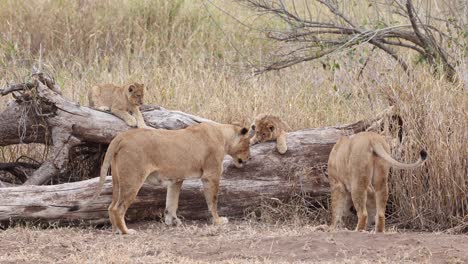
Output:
[
  {"xmin": 125, "ymin": 228, "xmax": 137, "ymax": 235},
  {"xmin": 165, "ymin": 215, "xmax": 182, "ymax": 226},
  {"xmin": 214, "ymin": 217, "xmax": 229, "ymax": 225}
]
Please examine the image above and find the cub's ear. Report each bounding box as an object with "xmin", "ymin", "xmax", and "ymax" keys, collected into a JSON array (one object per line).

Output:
[
  {"xmin": 240, "ymin": 127, "xmax": 249, "ymax": 135},
  {"xmin": 128, "ymin": 84, "xmax": 135, "ymax": 93},
  {"xmin": 269, "ymin": 125, "xmax": 275, "ymax": 132}
]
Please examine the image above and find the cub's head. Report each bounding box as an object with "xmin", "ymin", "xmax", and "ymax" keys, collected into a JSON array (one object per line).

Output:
[
  {"xmin": 228, "ymin": 125, "xmax": 251, "ymax": 168},
  {"xmin": 251, "ymin": 118, "xmax": 277, "ymax": 143},
  {"xmin": 126, "ymin": 83, "xmax": 145, "ymax": 106}
]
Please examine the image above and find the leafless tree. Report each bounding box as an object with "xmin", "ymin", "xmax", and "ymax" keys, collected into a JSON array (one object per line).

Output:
[{"xmin": 235, "ymin": 0, "xmax": 465, "ymax": 81}]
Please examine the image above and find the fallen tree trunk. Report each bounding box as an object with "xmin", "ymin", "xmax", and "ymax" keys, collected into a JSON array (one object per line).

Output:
[
  {"xmin": 0, "ymin": 72, "xmax": 387, "ymax": 224},
  {"xmin": 0, "ymin": 73, "xmax": 214, "ymax": 185},
  {"xmin": 0, "ymin": 125, "xmax": 359, "ymax": 224}
]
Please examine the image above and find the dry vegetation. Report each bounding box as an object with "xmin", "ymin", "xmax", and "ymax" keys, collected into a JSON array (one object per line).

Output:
[
  {"xmin": 1, "ymin": 221, "xmax": 467, "ymax": 263},
  {"xmin": 0, "ymin": 0, "xmax": 466, "ymax": 239}
]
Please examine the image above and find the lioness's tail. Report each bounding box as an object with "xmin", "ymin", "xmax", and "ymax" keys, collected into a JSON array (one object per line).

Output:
[
  {"xmin": 372, "ymin": 141, "xmax": 427, "ymax": 169},
  {"xmin": 69, "ymin": 136, "xmax": 121, "ymax": 211}
]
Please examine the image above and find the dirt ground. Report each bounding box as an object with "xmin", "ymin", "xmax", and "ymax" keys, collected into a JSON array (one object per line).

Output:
[{"xmin": 0, "ymin": 220, "xmax": 466, "ymax": 263}]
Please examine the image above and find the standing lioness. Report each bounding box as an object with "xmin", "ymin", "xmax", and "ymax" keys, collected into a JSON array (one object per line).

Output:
[
  {"xmin": 71, "ymin": 123, "xmax": 251, "ymax": 235},
  {"xmin": 88, "ymin": 83, "xmax": 148, "ymax": 128},
  {"xmin": 328, "ymin": 131, "xmax": 427, "ymax": 233}
]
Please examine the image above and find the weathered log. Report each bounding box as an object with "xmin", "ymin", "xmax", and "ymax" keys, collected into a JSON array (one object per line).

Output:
[
  {"xmin": 0, "ymin": 125, "xmax": 361, "ymax": 224},
  {"xmin": 0, "ymin": 74, "xmax": 213, "ymax": 185},
  {"xmin": 0, "ymin": 73, "xmax": 389, "ymax": 224}
]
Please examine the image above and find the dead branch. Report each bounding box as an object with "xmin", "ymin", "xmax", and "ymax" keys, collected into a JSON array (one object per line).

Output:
[{"xmin": 234, "ymin": 0, "xmax": 461, "ymax": 80}]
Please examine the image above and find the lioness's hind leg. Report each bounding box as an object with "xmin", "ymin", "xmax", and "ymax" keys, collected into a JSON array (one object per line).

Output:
[
  {"xmin": 202, "ymin": 176, "xmax": 227, "ymax": 225},
  {"xmin": 276, "ymin": 132, "xmax": 288, "ymax": 154},
  {"xmin": 165, "ymin": 181, "xmax": 183, "ymax": 226},
  {"xmin": 108, "ymin": 169, "xmax": 121, "ymax": 233},
  {"xmin": 373, "ymin": 163, "xmax": 389, "ymax": 233},
  {"xmin": 330, "ymin": 181, "xmax": 351, "ymax": 230},
  {"xmin": 112, "ymin": 179, "xmax": 145, "ymax": 235},
  {"xmin": 351, "ymin": 188, "xmax": 368, "ymax": 232}
]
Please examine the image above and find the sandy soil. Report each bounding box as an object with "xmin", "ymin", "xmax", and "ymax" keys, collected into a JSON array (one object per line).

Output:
[{"xmin": 0, "ymin": 220, "xmax": 466, "ymax": 263}]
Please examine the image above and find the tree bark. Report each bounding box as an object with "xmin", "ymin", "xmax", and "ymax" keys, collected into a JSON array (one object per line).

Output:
[{"xmin": 0, "ymin": 125, "xmax": 362, "ymax": 224}]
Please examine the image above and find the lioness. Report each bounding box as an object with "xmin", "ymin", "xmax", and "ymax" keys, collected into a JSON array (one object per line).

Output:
[
  {"xmin": 250, "ymin": 114, "xmax": 291, "ymax": 154},
  {"xmin": 328, "ymin": 131, "xmax": 427, "ymax": 233},
  {"xmin": 71, "ymin": 122, "xmax": 251, "ymax": 235},
  {"xmin": 88, "ymin": 83, "xmax": 148, "ymax": 128}
]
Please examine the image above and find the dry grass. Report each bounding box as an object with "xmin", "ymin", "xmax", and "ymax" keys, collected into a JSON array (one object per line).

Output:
[
  {"xmin": 0, "ymin": 0, "xmax": 466, "ymax": 232},
  {"xmin": 1, "ymin": 220, "xmax": 467, "ymax": 263}
]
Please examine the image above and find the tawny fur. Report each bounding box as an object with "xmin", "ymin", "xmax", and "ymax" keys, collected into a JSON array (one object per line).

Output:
[
  {"xmin": 250, "ymin": 114, "xmax": 291, "ymax": 154},
  {"xmin": 72, "ymin": 123, "xmax": 251, "ymax": 235},
  {"xmin": 328, "ymin": 131, "xmax": 427, "ymax": 233},
  {"xmin": 88, "ymin": 83, "xmax": 148, "ymax": 128}
]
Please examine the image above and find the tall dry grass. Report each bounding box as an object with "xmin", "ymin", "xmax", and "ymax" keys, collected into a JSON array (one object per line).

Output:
[{"xmin": 0, "ymin": 0, "xmax": 466, "ymax": 231}]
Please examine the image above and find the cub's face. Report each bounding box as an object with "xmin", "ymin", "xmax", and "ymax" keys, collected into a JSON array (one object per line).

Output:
[
  {"xmin": 251, "ymin": 121, "xmax": 276, "ymax": 143},
  {"xmin": 230, "ymin": 126, "xmax": 251, "ymax": 168},
  {"xmin": 126, "ymin": 83, "xmax": 145, "ymax": 106}
]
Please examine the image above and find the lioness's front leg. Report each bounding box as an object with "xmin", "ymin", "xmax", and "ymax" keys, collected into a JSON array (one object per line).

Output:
[
  {"xmin": 111, "ymin": 108, "xmax": 137, "ymax": 127},
  {"xmin": 201, "ymin": 174, "xmax": 228, "ymax": 225},
  {"xmin": 165, "ymin": 181, "xmax": 183, "ymax": 226}
]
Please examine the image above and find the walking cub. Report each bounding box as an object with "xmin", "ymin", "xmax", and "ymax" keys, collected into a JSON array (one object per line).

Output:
[
  {"xmin": 250, "ymin": 114, "xmax": 291, "ymax": 154},
  {"xmin": 88, "ymin": 83, "xmax": 148, "ymax": 128}
]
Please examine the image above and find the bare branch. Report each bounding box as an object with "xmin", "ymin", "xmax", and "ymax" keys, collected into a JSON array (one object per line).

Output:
[
  {"xmin": 235, "ymin": 0, "xmax": 460, "ymax": 80},
  {"xmin": 0, "ymin": 83, "xmax": 35, "ymax": 96}
]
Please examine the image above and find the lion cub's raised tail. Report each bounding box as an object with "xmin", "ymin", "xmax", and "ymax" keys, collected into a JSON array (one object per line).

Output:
[
  {"xmin": 69, "ymin": 136, "xmax": 121, "ymax": 212},
  {"xmin": 372, "ymin": 141, "xmax": 428, "ymax": 169}
]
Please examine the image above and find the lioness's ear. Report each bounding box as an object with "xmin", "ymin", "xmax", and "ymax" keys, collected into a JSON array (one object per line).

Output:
[
  {"xmin": 240, "ymin": 127, "xmax": 248, "ymax": 135},
  {"xmin": 128, "ymin": 84, "xmax": 135, "ymax": 93},
  {"xmin": 269, "ymin": 125, "xmax": 275, "ymax": 132}
]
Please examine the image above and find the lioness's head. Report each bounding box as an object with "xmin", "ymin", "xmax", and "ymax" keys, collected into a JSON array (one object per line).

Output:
[
  {"xmin": 251, "ymin": 119, "xmax": 277, "ymax": 143},
  {"xmin": 126, "ymin": 83, "xmax": 145, "ymax": 106},
  {"xmin": 228, "ymin": 125, "xmax": 251, "ymax": 168}
]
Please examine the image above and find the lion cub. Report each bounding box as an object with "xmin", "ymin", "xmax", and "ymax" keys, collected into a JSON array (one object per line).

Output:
[
  {"xmin": 88, "ymin": 83, "xmax": 148, "ymax": 128},
  {"xmin": 250, "ymin": 114, "xmax": 291, "ymax": 154},
  {"xmin": 328, "ymin": 132, "xmax": 427, "ymax": 233}
]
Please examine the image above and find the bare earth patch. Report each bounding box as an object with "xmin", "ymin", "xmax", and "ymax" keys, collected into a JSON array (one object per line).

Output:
[{"xmin": 1, "ymin": 220, "xmax": 466, "ymax": 263}]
